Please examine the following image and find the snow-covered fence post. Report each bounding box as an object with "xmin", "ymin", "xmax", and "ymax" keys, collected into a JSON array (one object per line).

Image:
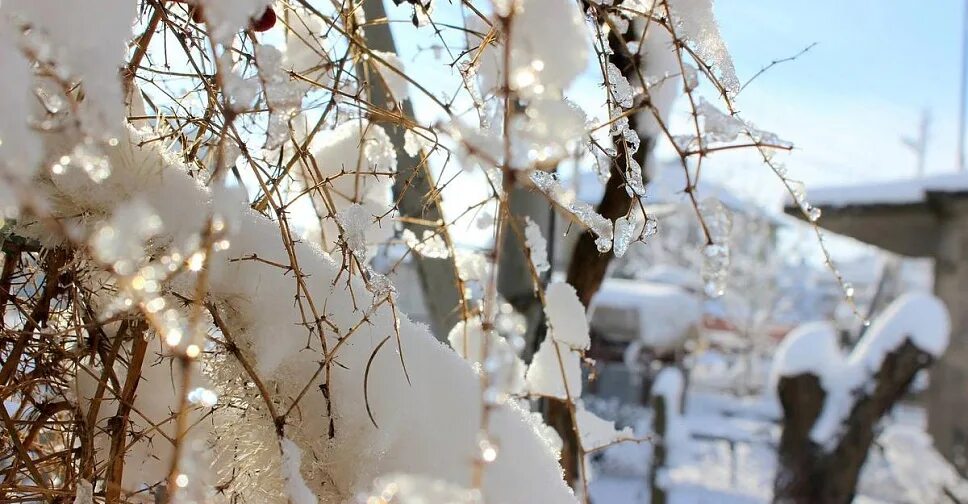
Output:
[
  {"xmin": 648, "ymin": 367, "xmax": 685, "ymax": 504},
  {"xmin": 772, "ymin": 293, "xmax": 950, "ymax": 503},
  {"xmin": 649, "ymin": 385, "xmax": 669, "ymax": 504}
]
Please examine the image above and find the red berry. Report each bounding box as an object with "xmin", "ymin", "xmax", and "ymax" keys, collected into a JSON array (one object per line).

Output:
[{"xmin": 250, "ymin": 7, "xmax": 276, "ymax": 32}]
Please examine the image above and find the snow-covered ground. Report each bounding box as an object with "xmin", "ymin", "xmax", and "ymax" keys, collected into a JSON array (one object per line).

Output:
[{"xmin": 586, "ymin": 348, "xmax": 968, "ymax": 503}]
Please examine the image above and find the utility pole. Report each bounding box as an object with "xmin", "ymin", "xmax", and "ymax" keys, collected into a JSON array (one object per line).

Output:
[
  {"xmin": 902, "ymin": 109, "xmax": 931, "ymax": 177},
  {"xmin": 361, "ymin": 0, "xmax": 463, "ymax": 341},
  {"xmin": 958, "ymin": 0, "xmax": 968, "ymax": 171}
]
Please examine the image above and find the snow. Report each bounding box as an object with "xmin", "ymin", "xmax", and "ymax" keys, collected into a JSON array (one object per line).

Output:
[
  {"xmin": 36, "ymin": 125, "xmax": 577, "ymax": 503},
  {"xmin": 666, "ymin": 0, "xmax": 739, "ymax": 95},
  {"xmin": 588, "ymin": 366, "xmax": 963, "ymax": 504},
  {"xmin": 545, "ymin": 282, "xmax": 591, "ymax": 350},
  {"xmin": 306, "ymin": 120, "xmax": 397, "ymax": 254},
  {"xmin": 590, "ymin": 279, "xmax": 701, "ymax": 350},
  {"xmin": 448, "ymin": 319, "xmax": 527, "ymax": 396},
  {"xmin": 524, "ymin": 217, "xmax": 551, "ymax": 275},
  {"xmin": 876, "ymin": 425, "xmax": 968, "ymax": 502},
  {"xmin": 403, "ymin": 129, "xmax": 435, "ymax": 158},
  {"xmin": 371, "ymin": 50, "xmax": 410, "ymax": 101},
  {"xmin": 770, "ymin": 322, "xmax": 842, "ymax": 382},
  {"xmin": 613, "ymin": 215, "xmax": 636, "ymax": 258},
  {"xmin": 526, "ymin": 338, "xmax": 583, "ymax": 400},
  {"xmin": 636, "ymin": 27, "xmax": 682, "ymax": 139},
  {"xmin": 361, "ymin": 473, "xmax": 482, "ymax": 503},
  {"xmin": 72, "ymin": 333, "xmax": 213, "ymax": 493},
  {"xmin": 255, "ymin": 44, "xmax": 308, "ymax": 149},
  {"xmin": 652, "ymin": 367, "xmax": 691, "ymax": 469},
  {"xmin": 605, "ymin": 62, "xmax": 634, "ymax": 109},
  {"xmin": 804, "ymin": 172, "xmax": 968, "ymax": 208},
  {"xmin": 402, "ymin": 228, "xmax": 450, "ymax": 258},
  {"xmin": 282, "ymin": 7, "xmax": 329, "ymax": 83},
  {"xmin": 198, "ymin": 0, "xmax": 272, "ymax": 44},
  {"xmin": 771, "ymin": 293, "xmax": 950, "ymax": 446},
  {"xmin": 280, "ymin": 438, "xmax": 318, "ymax": 504},
  {"xmin": 478, "ymin": 0, "xmax": 591, "ymax": 98},
  {"xmin": 73, "ymin": 479, "xmax": 93, "ymax": 504},
  {"xmin": 530, "ymin": 170, "xmax": 613, "ymax": 252},
  {"xmin": 0, "ymin": 20, "xmax": 39, "ymax": 193},
  {"xmin": 4, "ymin": 0, "xmax": 137, "ymax": 138},
  {"xmin": 576, "ymin": 403, "xmax": 635, "ymax": 451},
  {"xmin": 641, "ymin": 265, "xmax": 703, "ymax": 292},
  {"xmin": 851, "ymin": 291, "xmax": 950, "ymax": 362},
  {"xmin": 336, "ymin": 203, "xmax": 372, "ymax": 261}
]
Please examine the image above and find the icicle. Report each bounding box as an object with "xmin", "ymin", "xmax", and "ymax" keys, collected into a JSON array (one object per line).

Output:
[{"xmin": 698, "ymin": 198, "xmax": 732, "ymax": 297}]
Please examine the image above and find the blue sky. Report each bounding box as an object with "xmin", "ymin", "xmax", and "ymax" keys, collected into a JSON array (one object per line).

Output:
[
  {"xmin": 389, "ymin": 0, "xmax": 968, "ymax": 259},
  {"xmin": 700, "ymin": 0, "xmax": 966, "ymax": 207},
  {"xmin": 393, "ymin": 0, "xmax": 968, "ymax": 209}
]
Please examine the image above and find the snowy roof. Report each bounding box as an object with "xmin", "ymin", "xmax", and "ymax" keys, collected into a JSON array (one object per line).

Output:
[
  {"xmin": 568, "ymin": 161, "xmax": 782, "ymax": 223},
  {"xmin": 590, "ymin": 278, "xmax": 701, "ymax": 349},
  {"xmin": 805, "ymin": 173, "xmax": 968, "ymax": 209}
]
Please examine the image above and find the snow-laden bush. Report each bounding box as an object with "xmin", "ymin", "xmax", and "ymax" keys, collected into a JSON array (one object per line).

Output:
[{"xmin": 0, "ymin": 0, "xmax": 815, "ymax": 502}]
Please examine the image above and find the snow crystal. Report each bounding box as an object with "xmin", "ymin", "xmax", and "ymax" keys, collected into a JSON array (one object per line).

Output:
[
  {"xmin": 666, "ymin": 0, "xmax": 740, "ymax": 95},
  {"xmin": 524, "ymin": 217, "xmax": 551, "ymax": 275},
  {"xmin": 612, "ymin": 215, "xmax": 635, "ymax": 258},
  {"xmin": 606, "ymin": 62, "xmax": 634, "ymax": 109},
  {"xmin": 336, "ymin": 203, "xmax": 372, "ymax": 261},
  {"xmin": 526, "ymin": 338, "xmax": 583, "ymax": 400},
  {"xmin": 530, "ymin": 170, "xmax": 613, "ymax": 252},
  {"xmin": 544, "ymin": 282, "xmax": 590, "ymax": 350}
]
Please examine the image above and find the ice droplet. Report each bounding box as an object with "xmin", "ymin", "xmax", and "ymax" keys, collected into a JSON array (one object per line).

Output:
[
  {"xmin": 699, "ymin": 198, "xmax": 732, "ymax": 298},
  {"xmin": 613, "ymin": 215, "xmax": 635, "ymax": 258}
]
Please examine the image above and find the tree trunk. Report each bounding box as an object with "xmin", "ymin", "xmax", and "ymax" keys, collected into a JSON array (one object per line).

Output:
[
  {"xmin": 550, "ymin": 7, "xmax": 654, "ymax": 486},
  {"xmin": 774, "ymin": 340, "xmax": 934, "ymax": 503}
]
